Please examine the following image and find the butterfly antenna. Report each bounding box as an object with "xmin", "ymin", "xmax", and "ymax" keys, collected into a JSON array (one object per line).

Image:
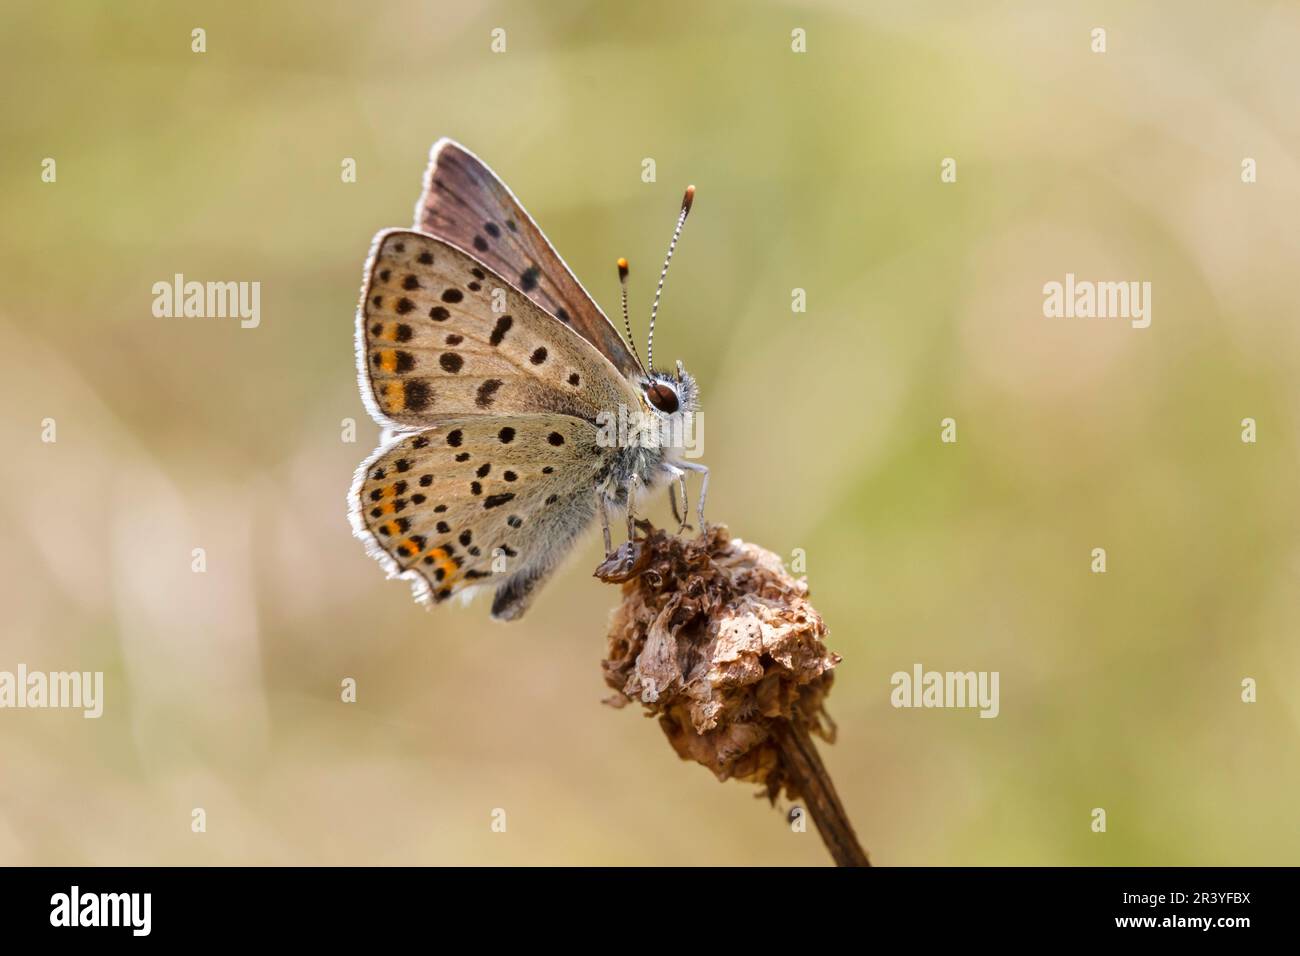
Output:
[
  {"xmin": 646, "ymin": 185, "xmax": 695, "ymax": 372},
  {"xmin": 616, "ymin": 257, "xmax": 645, "ymax": 372}
]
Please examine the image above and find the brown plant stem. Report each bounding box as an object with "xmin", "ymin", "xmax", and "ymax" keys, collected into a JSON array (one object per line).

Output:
[{"xmin": 770, "ymin": 717, "xmax": 870, "ymax": 867}]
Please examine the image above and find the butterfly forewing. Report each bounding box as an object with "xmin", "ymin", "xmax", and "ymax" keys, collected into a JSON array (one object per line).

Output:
[
  {"xmin": 414, "ymin": 138, "xmax": 643, "ymax": 377},
  {"xmin": 358, "ymin": 229, "xmax": 637, "ymax": 430},
  {"xmin": 351, "ymin": 415, "xmax": 606, "ymax": 615}
]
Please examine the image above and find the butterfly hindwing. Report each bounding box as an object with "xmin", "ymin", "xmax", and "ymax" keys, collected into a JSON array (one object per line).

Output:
[
  {"xmin": 350, "ymin": 415, "xmax": 610, "ymax": 617},
  {"xmin": 358, "ymin": 229, "xmax": 638, "ymax": 430},
  {"xmin": 414, "ymin": 138, "xmax": 643, "ymax": 377}
]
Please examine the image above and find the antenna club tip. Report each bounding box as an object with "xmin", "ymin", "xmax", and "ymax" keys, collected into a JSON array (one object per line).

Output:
[
  {"xmin": 616, "ymin": 257, "xmax": 629, "ymax": 279},
  {"xmin": 682, "ymin": 185, "xmax": 696, "ymax": 214}
]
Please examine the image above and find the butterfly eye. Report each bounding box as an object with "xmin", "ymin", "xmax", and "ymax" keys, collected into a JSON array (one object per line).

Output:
[{"xmin": 646, "ymin": 382, "xmax": 679, "ymax": 414}]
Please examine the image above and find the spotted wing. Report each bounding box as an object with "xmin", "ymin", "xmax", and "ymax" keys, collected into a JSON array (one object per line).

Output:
[
  {"xmin": 350, "ymin": 415, "xmax": 612, "ymax": 619},
  {"xmin": 413, "ymin": 138, "xmax": 643, "ymax": 378},
  {"xmin": 357, "ymin": 229, "xmax": 637, "ymax": 430}
]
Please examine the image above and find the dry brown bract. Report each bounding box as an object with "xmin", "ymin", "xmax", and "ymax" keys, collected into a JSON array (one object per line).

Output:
[{"xmin": 597, "ymin": 525, "xmax": 840, "ymax": 800}]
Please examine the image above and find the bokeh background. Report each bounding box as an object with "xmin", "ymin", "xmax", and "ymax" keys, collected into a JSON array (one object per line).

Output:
[{"xmin": 2, "ymin": 0, "xmax": 1297, "ymax": 865}]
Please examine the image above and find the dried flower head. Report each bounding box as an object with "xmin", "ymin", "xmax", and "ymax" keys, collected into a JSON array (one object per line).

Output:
[{"xmin": 597, "ymin": 524, "xmax": 841, "ymax": 801}]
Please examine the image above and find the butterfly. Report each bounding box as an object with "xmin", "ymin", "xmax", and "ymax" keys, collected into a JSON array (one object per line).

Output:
[{"xmin": 349, "ymin": 139, "xmax": 708, "ymax": 620}]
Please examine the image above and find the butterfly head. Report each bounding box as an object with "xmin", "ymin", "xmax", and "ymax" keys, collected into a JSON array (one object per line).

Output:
[{"xmin": 643, "ymin": 360, "xmax": 698, "ymax": 419}]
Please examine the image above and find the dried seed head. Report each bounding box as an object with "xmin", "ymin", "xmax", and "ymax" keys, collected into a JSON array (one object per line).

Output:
[{"xmin": 598, "ymin": 525, "xmax": 840, "ymax": 801}]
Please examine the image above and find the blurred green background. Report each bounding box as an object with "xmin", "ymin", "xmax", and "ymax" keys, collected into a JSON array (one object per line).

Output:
[{"xmin": 2, "ymin": 0, "xmax": 1297, "ymax": 865}]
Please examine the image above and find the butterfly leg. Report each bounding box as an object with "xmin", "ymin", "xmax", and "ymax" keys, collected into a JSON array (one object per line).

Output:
[
  {"xmin": 598, "ymin": 490, "xmax": 613, "ymax": 555},
  {"xmin": 676, "ymin": 461, "xmax": 709, "ymax": 530},
  {"xmin": 666, "ymin": 465, "xmax": 689, "ymax": 533},
  {"xmin": 625, "ymin": 473, "xmax": 640, "ymax": 540}
]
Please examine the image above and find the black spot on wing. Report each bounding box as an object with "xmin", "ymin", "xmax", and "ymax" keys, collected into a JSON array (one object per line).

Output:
[
  {"xmin": 475, "ymin": 379, "xmax": 503, "ymax": 408},
  {"xmin": 489, "ymin": 315, "xmax": 513, "ymax": 346},
  {"xmin": 404, "ymin": 380, "xmax": 432, "ymax": 412}
]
